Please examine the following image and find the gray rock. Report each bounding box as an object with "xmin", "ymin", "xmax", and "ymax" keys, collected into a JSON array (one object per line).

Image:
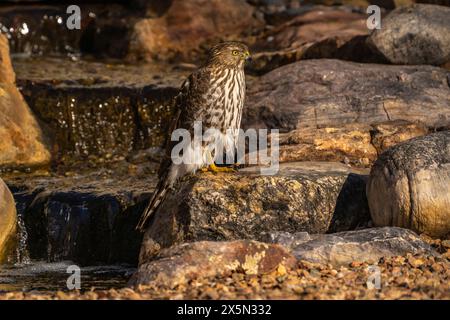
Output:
[
  {"xmin": 243, "ymin": 59, "xmax": 450, "ymax": 131},
  {"xmin": 366, "ymin": 131, "xmax": 450, "ymax": 238},
  {"xmin": 368, "ymin": 4, "xmax": 450, "ymax": 65},
  {"xmin": 265, "ymin": 227, "xmax": 437, "ymax": 266},
  {"xmin": 139, "ymin": 162, "xmax": 371, "ymax": 261}
]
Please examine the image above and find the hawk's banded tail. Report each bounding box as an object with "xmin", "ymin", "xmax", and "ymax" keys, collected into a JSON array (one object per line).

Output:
[{"xmin": 136, "ymin": 173, "xmax": 171, "ymax": 232}]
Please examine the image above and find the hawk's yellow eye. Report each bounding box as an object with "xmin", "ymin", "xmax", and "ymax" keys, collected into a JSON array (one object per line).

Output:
[{"xmin": 232, "ymin": 50, "xmax": 239, "ymax": 56}]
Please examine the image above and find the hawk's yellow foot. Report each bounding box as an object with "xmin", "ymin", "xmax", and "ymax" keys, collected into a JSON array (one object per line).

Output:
[{"xmin": 201, "ymin": 163, "xmax": 236, "ymax": 173}]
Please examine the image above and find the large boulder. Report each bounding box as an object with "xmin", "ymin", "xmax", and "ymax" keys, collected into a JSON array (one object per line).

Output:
[
  {"xmin": 368, "ymin": 4, "xmax": 450, "ymax": 65},
  {"xmin": 367, "ymin": 131, "xmax": 450, "ymax": 238},
  {"xmin": 0, "ymin": 33, "xmax": 50, "ymax": 168},
  {"xmin": 264, "ymin": 227, "xmax": 437, "ymax": 266},
  {"xmin": 130, "ymin": 240, "xmax": 296, "ymax": 287},
  {"xmin": 244, "ymin": 59, "xmax": 450, "ymax": 131},
  {"xmin": 139, "ymin": 162, "xmax": 370, "ymax": 261},
  {"xmin": 0, "ymin": 178, "xmax": 17, "ymax": 263},
  {"xmin": 128, "ymin": 0, "xmax": 261, "ymax": 62}
]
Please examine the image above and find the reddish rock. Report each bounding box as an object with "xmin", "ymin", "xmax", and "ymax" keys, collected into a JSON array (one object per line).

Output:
[
  {"xmin": 130, "ymin": 240, "xmax": 296, "ymax": 287},
  {"xmin": 128, "ymin": 0, "xmax": 261, "ymax": 61},
  {"xmin": 0, "ymin": 178, "xmax": 16, "ymax": 263},
  {"xmin": 249, "ymin": 7, "xmax": 376, "ymax": 73},
  {"xmin": 0, "ymin": 33, "xmax": 50, "ymax": 168}
]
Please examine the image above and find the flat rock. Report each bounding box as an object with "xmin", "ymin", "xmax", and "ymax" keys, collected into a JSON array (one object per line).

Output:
[
  {"xmin": 367, "ymin": 131, "xmax": 450, "ymax": 238},
  {"xmin": 244, "ymin": 59, "xmax": 450, "ymax": 131},
  {"xmin": 264, "ymin": 227, "xmax": 437, "ymax": 266},
  {"xmin": 139, "ymin": 161, "xmax": 370, "ymax": 261},
  {"xmin": 275, "ymin": 120, "xmax": 428, "ymax": 167},
  {"xmin": 0, "ymin": 178, "xmax": 17, "ymax": 263},
  {"xmin": 130, "ymin": 240, "xmax": 296, "ymax": 287},
  {"xmin": 368, "ymin": 4, "xmax": 450, "ymax": 65},
  {"xmin": 0, "ymin": 34, "xmax": 50, "ymax": 169}
]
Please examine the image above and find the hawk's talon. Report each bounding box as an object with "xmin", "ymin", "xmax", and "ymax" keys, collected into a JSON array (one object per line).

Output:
[{"xmin": 201, "ymin": 163, "xmax": 237, "ymax": 173}]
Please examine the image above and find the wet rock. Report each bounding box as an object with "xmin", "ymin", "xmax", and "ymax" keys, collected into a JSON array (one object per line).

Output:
[
  {"xmin": 275, "ymin": 121, "xmax": 428, "ymax": 167},
  {"xmin": 0, "ymin": 34, "xmax": 50, "ymax": 169},
  {"xmin": 127, "ymin": 0, "xmax": 261, "ymax": 62},
  {"xmin": 140, "ymin": 162, "xmax": 371, "ymax": 260},
  {"xmin": 367, "ymin": 131, "xmax": 450, "ymax": 238},
  {"xmin": 0, "ymin": 3, "xmax": 141, "ymax": 58},
  {"xmin": 264, "ymin": 227, "xmax": 437, "ymax": 266},
  {"xmin": 0, "ymin": 4, "xmax": 95, "ymax": 57},
  {"xmin": 130, "ymin": 240, "xmax": 296, "ymax": 287},
  {"xmin": 14, "ymin": 57, "xmax": 186, "ymax": 164},
  {"xmin": 0, "ymin": 178, "xmax": 17, "ymax": 263},
  {"xmin": 5, "ymin": 172, "xmax": 156, "ymax": 265},
  {"xmin": 368, "ymin": 4, "xmax": 450, "ymax": 65},
  {"xmin": 243, "ymin": 59, "xmax": 450, "ymax": 131}
]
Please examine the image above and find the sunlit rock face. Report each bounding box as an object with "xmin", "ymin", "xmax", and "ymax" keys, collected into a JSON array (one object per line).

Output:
[
  {"xmin": 0, "ymin": 33, "xmax": 50, "ymax": 169},
  {"xmin": 0, "ymin": 178, "xmax": 17, "ymax": 264},
  {"xmin": 139, "ymin": 162, "xmax": 371, "ymax": 261},
  {"xmin": 244, "ymin": 59, "xmax": 450, "ymax": 131},
  {"xmin": 367, "ymin": 131, "xmax": 450, "ymax": 238}
]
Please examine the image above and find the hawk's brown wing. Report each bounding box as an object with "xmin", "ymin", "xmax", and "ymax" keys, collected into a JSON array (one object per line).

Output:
[
  {"xmin": 157, "ymin": 68, "xmax": 212, "ymax": 178},
  {"xmin": 136, "ymin": 68, "xmax": 212, "ymax": 231}
]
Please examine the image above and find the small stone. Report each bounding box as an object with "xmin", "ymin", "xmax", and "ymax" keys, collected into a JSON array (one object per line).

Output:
[{"xmin": 408, "ymin": 257, "xmax": 425, "ymax": 268}]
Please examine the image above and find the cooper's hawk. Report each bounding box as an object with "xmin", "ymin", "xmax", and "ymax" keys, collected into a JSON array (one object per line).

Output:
[{"xmin": 137, "ymin": 42, "xmax": 250, "ymax": 231}]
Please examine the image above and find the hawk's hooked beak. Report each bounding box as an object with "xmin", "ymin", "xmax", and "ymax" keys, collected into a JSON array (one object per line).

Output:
[{"xmin": 243, "ymin": 51, "xmax": 251, "ymax": 62}]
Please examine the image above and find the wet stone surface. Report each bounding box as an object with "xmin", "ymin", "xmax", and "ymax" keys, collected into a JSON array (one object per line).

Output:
[
  {"xmin": 13, "ymin": 57, "xmax": 188, "ymax": 164},
  {"xmin": 0, "ymin": 261, "xmax": 135, "ymax": 293},
  {"xmin": 4, "ymin": 168, "xmax": 158, "ymax": 266}
]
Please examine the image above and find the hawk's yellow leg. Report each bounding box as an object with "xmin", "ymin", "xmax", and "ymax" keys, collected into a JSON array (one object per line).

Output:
[
  {"xmin": 200, "ymin": 162, "xmax": 236, "ymax": 173},
  {"xmin": 200, "ymin": 152, "xmax": 236, "ymax": 173}
]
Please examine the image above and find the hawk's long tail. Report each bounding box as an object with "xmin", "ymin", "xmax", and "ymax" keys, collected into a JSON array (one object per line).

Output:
[{"xmin": 136, "ymin": 173, "xmax": 171, "ymax": 232}]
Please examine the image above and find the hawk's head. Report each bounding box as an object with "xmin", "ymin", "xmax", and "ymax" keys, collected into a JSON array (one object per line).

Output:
[{"xmin": 206, "ymin": 42, "xmax": 250, "ymax": 69}]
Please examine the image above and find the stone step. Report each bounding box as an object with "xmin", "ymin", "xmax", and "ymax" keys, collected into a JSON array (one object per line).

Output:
[
  {"xmin": 13, "ymin": 57, "xmax": 187, "ymax": 164},
  {"xmin": 5, "ymin": 170, "xmax": 156, "ymax": 266}
]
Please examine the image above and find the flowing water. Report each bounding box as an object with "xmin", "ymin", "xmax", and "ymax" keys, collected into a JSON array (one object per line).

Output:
[{"xmin": 0, "ymin": 261, "xmax": 135, "ymax": 293}]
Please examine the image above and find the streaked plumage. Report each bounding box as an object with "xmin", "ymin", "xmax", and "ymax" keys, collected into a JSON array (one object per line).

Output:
[{"xmin": 137, "ymin": 42, "xmax": 250, "ymax": 231}]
